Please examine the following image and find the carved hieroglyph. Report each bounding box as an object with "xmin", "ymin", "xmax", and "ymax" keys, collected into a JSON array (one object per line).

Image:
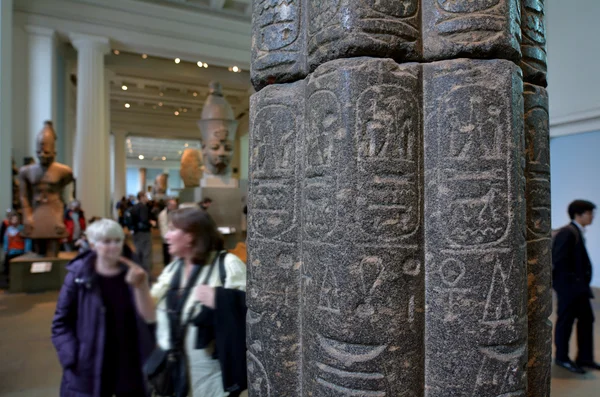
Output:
[
  {"xmin": 423, "ymin": 59, "xmax": 527, "ymax": 397},
  {"xmin": 247, "ymin": 80, "xmax": 305, "ymax": 397},
  {"xmin": 302, "ymin": 59, "xmax": 423, "ymax": 397},
  {"xmin": 524, "ymin": 83, "xmax": 551, "ymax": 397},
  {"xmin": 521, "ymin": 0, "xmax": 547, "ymax": 86},
  {"xmin": 251, "ymin": 0, "xmax": 523, "ymax": 90}
]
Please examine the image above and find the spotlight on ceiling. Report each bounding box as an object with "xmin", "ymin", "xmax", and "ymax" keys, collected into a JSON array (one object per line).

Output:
[
  {"xmin": 138, "ymin": 155, "xmax": 144, "ymax": 160},
  {"xmin": 121, "ymin": 85, "xmax": 128, "ymax": 91},
  {"xmin": 174, "ymin": 58, "xmax": 181, "ymax": 64},
  {"xmin": 142, "ymin": 54, "xmax": 148, "ymax": 59},
  {"xmin": 124, "ymin": 103, "xmax": 131, "ymax": 108}
]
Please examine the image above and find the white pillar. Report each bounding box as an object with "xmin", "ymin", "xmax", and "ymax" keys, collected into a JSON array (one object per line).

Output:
[
  {"xmin": 112, "ymin": 130, "xmax": 127, "ymax": 217},
  {"xmin": 25, "ymin": 26, "xmax": 57, "ymax": 158},
  {"xmin": 70, "ymin": 33, "xmax": 110, "ymax": 218},
  {"xmin": 139, "ymin": 167, "xmax": 147, "ymax": 194},
  {"xmin": 0, "ymin": 0, "xmax": 13, "ymax": 214},
  {"xmin": 104, "ymin": 69, "xmax": 114, "ymax": 217}
]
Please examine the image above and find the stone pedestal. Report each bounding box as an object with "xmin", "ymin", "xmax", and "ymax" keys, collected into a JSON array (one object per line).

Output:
[
  {"xmin": 9, "ymin": 252, "xmax": 76, "ymax": 293},
  {"xmin": 249, "ymin": 1, "xmax": 551, "ymax": 396},
  {"xmin": 179, "ymin": 186, "xmax": 245, "ymax": 249}
]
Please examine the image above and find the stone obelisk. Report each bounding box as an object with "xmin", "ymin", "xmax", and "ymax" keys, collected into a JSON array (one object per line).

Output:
[{"xmin": 248, "ymin": 1, "xmax": 551, "ymax": 396}]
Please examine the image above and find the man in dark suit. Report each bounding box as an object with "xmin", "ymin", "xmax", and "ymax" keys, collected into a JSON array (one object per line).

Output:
[{"xmin": 553, "ymin": 199, "xmax": 598, "ymax": 373}]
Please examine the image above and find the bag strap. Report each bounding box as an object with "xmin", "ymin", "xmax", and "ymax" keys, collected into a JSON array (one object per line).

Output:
[{"xmin": 218, "ymin": 251, "xmax": 227, "ymax": 286}]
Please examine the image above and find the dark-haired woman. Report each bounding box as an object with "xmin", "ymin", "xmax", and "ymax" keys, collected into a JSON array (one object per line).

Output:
[{"xmin": 130, "ymin": 207, "xmax": 246, "ymax": 396}]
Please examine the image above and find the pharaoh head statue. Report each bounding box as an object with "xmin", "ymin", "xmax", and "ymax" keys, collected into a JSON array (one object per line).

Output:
[
  {"xmin": 36, "ymin": 121, "xmax": 57, "ymax": 167},
  {"xmin": 198, "ymin": 82, "xmax": 238, "ymax": 175}
]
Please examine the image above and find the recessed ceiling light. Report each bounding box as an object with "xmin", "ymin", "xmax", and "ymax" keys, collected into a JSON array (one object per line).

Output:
[
  {"xmin": 138, "ymin": 155, "xmax": 144, "ymax": 160},
  {"xmin": 162, "ymin": 156, "xmax": 166, "ymax": 161},
  {"xmin": 193, "ymin": 92, "xmax": 198, "ymax": 97},
  {"xmin": 197, "ymin": 61, "xmax": 203, "ymax": 67},
  {"xmin": 184, "ymin": 143, "xmax": 189, "ymax": 147},
  {"xmin": 175, "ymin": 58, "xmax": 181, "ymax": 64},
  {"xmin": 174, "ymin": 111, "xmax": 180, "ymax": 116},
  {"xmin": 183, "ymin": 108, "xmax": 187, "ymax": 113},
  {"xmin": 158, "ymin": 102, "xmax": 163, "ymax": 107},
  {"xmin": 124, "ymin": 103, "xmax": 131, "ymax": 108},
  {"xmin": 159, "ymin": 92, "xmax": 164, "ymax": 97},
  {"xmin": 203, "ymin": 63, "xmax": 208, "ymax": 68},
  {"xmin": 142, "ymin": 54, "xmax": 148, "ymax": 59},
  {"xmin": 121, "ymin": 85, "xmax": 128, "ymax": 91},
  {"xmin": 113, "ymin": 50, "xmax": 120, "ymax": 55},
  {"xmin": 232, "ymin": 66, "xmax": 239, "ymax": 72}
]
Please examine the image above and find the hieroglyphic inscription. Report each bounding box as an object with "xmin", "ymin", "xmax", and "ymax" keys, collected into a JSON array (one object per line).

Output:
[
  {"xmin": 524, "ymin": 83, "xmax": 551, "ymax": 397},
  {"xmin": 307, "ymin": 0, "xmax": 420, "ymax": 70},
  {"xmin": 355, "ymin": 78, "xmax": 421, "ymax": 241},
  {"xmin": 521, "ymin": 0, "xmax": 547, "ymax": 86},
  {"xmin": 423, "ymin": 0, "xmax": 521, "ymax": 61},
  {"xmin": 424, "ymin": 59, "xmax": 526, "ymax": 397},
  {"xmin": 303, "ymin": 88, "xmax": 341, "ymax": 240},
  {"xmin": 251, "ymin": 0, "xmax": 308, "ymax": 90},
  {"xmin": 302, "ymin": 59, "xmax": 423, "ymax": 397},
  {"xmin": 247, "ymin": 82, "xmax": 304, "ymax": 397}
]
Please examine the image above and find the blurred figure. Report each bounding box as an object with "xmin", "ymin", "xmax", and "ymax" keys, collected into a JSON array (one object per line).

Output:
[
  {"xmin": 199, "ymin": 197, "xmax": 213, "ymax": 212},
  {"xmin": 51, "ymin": 218, "xmax": 155, "ymax": 397},
  {"xmin": 3, "ymin": 213, "xmax": 32, "ymax": 278},
  {"xmin": 63, "ymin": 200, "xmax": 86, "ymax": 251},
  {"xmin": 553, "ymin": 199, "xmax": 599, "ymax": 373},
  {"xmin": 158, "ymin": 198, "xmax": 178, "ymax": 265},
  {"xmin": 132, "ymin": 208, "xmax": 247, "ymax": 396},
  {"xmin": 125, "ymin": 192, "xmax": 156, "ymax": 273}
]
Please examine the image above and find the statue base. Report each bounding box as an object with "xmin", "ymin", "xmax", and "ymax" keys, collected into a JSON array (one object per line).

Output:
[
  {"xmin": 178, "ymin": 184, "xmax": 245, "ymax": 249},
  {"xmin": 9, "ymin": 251, "xmax": 77, "ymax": 293}
]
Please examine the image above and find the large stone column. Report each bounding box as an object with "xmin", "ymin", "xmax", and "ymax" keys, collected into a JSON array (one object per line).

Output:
[
  {"xmin": 104, "ymin": 69, "xmax": 114, "ymax": 217},
  {"xmin": 70, "ymin": 33, "xmax": 110, "ymax": 218},
  {"xmin": 0, "ymin": 0, "xmax": 12, "ymax": 215},
  {"xmin": 248, "ymin": 1, "xmax": 550, "ymax": 396},
  {"xmin": 25, "ymin": 26, "xmax": 57, "ymax": 159}
]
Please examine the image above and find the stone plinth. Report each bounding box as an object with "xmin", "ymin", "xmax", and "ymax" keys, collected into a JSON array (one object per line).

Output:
[{"xmin": 9, "ymin": 251, "xmax": 76, "ymax": 293}]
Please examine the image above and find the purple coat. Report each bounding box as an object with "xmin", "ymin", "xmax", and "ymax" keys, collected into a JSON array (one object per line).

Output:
[{"xmin": 51, "ymin": 251, "xmax": 155, "ymax": 397}]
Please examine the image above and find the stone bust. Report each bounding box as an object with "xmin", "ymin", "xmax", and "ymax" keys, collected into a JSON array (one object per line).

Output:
[
  {"xmin": 19, "ymin": 121, "xmax": 74, "ymax": 239},
  {"xmin": 180, "ymin": 148, "xmax": 204, "ymax": 188},
  {"xmin": 198, "ymin": 81, "xmax": 238, "ymax": 176}
]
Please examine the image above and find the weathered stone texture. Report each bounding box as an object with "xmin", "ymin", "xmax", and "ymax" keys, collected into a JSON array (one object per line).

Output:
[
  {"xmin": 251, "ymin": 0, "xmax": 308, "ymax": 90},
  {"xmin": 524, "ymin": 83, "xmax": 552, "ymax": 397},
  {"xmin": 521, "ymin": 0, "xmax": 547, "ymax": 86},
  {"xmin": 302, "ymin": 58, "xmax": 424, "ymax": 397},
  {"xmin": 423, "ymin": 59, "xmax": 527, "ymax": 397},
  {"xmin": 247, "ymin": 80, "xmax": 305, "ymax": 397},
  {"xmin": 422, "ymin": 0, "xmax": 522, "ymax": 61},
  {"xmin": 252, "ymin": 0, "xmax": 524, "ymax": 90},
  {"xmin": 307, "ymin": 0, "xmax": 421, "ymax": 70}
]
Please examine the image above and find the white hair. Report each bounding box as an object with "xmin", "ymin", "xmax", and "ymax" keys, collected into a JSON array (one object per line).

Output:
[{"xmin": 85, "ymin": 218, "xmax": 125, "ymax": 244}]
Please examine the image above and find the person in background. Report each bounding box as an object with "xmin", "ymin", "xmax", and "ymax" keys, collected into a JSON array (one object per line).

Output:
[
  {"xmin": 51, "ymin": 218, "xmax": 154, "ymax": 397},
  {"xmin": 116, "ymin": 196, "xmax": 130, "ymax": 226},
  {"xmin": 64, "ymin": 200, "xmax": 87, "ymax": 251},
  {"xmin": 1, "ymin": 209, "xmax": 14, "ymax": 246},
  {"xmin": 158, "ymin": 198, "xmax": 178, "ymax": 266},
  {"xmin": 199, "ymin": 197, "xmax": 213, "ymax": 212},
  {"xmin": 125, "ymin": 192, "xmax": 156, "ymax": 273},
  {"xmin": 553, "ymin": 199, "xmax": 600, "ymax": 374},
  {"xmin": 3, "ymin": 213, "xmax": 32, "ymax": 278}
]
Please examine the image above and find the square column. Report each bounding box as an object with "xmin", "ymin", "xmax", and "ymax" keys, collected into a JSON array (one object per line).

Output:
[{"xmin": 0, "ymin": 0, "xmax": 12, "ymax": 214}]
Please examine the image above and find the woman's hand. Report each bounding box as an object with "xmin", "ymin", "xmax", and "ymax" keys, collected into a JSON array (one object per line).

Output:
[
  {"xmin": 121, "ymin": 256, "xmax": 148, "ymax": 288},
  {"xmin": 195, "ymin": 285, "xmax": 216, "ymax": 309}
]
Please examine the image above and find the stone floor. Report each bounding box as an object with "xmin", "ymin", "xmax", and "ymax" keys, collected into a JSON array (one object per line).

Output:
[{"xmin": 0, "ymin": 234, "xmax": 598, "ymax": 396}]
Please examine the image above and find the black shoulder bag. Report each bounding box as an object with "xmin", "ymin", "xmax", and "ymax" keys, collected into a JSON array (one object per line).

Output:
[{"xmin": 143, "ymin": 254, "xmax": 221, "ymax": 396}]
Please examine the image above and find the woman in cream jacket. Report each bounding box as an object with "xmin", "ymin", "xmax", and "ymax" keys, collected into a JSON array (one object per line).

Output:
[{"xmin": 129, "ymin": 207, "xmax": 246, "ymax": 397}]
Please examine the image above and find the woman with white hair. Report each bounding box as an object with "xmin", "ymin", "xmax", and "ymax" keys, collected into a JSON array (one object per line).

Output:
[{"xmin": 51, "ymin": 218, "xmax": 155, "ymax": 397}]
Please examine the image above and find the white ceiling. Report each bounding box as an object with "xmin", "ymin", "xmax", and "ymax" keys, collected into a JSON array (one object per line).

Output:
[{"xmin": 125, "ymin": 136, "xmax": 202, "ymax": 162}]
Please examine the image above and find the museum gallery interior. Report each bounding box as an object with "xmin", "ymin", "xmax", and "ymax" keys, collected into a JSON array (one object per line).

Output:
[{"xmin": 1, "ymin": 0, "xmax": 600, "ymax": 396}]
